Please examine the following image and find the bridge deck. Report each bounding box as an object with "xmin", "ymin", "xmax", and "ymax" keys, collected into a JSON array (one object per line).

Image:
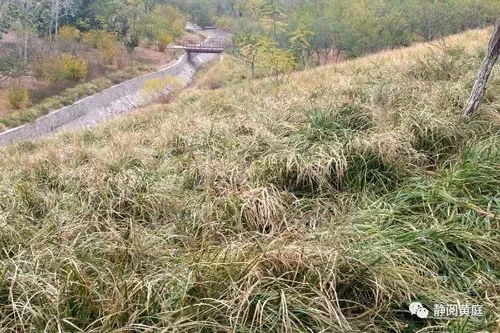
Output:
[{"xmin": 169, "ymin": 38, "xmax": 226, "ymax": 54}]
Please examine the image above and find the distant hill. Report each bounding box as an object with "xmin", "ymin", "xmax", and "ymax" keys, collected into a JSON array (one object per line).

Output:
[{"xmin": 0, "ymin": 27, "xmax": 498, "ymax": 332}]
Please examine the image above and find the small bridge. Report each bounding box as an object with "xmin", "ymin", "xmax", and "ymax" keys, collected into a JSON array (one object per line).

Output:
[{"xmin": 170, "ymin": 38, "xmax": 226, "ymax": 54}]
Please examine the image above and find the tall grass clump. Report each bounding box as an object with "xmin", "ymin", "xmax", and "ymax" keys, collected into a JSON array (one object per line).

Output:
[{"xmin": 0, "ymin": 28, "xmax": 498, "ymax": 332}]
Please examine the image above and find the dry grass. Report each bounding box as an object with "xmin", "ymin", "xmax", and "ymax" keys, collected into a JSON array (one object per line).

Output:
[{"xmin": 0, "ymin": 28, "xmax": 499, "ymax": 332}]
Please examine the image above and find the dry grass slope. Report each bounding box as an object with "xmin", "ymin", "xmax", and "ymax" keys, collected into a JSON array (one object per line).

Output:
[{"xmin": 0, "ymin": 28, "xmax": 499, "ymax": 332}]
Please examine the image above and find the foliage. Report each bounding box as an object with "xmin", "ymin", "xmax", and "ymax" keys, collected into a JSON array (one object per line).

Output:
[
  {"xmin": 6, "ymin": 81, "xmax": 30, "ymax": 109},
  {"xmin": 256, "ymin": 36, "xmax": 296, "ymax": 84},
  {"xmin": 229, "ymin": 0, "xmax": 500, "ymax": 67},
  {"xmin": 234, "ymin": 34, "xmax": 261, "ymax": 77},
  {"xmin": 35, "ymin": 54, "xmax": 88, "ymax": 83},
  {"xmin": 61, "ymin": 54, "xmax": 88, "ymax": 81},
  {"xmin": 169, "ymin": 0, "xmax": 214, "ymax": 27},
  {"xmin": 0, "ymin": 55, "xmax": 27, "ymax": 76},
  {"xmin": 57, "ymin": 25, "xmax": 80, "ymax": 41},
  {"xmin": 124, "ymin": 34, "xmax": 139, "ymax": 52},
  {"xmin": 157, "ymin": 34, "xmax": 173, "ymax": 53},
  {"xmin": 83, "ymin": 30, "xmax": 121, "ymax": 65},
  {"xmin": 2, "ymin": 0, "xmax": 499, "ymax": 70},
  {"xmin": 136, "ymin": 4, "xmax": 185, "ymax": 51},
  {"xmin": 56, "ymin": 25, "xmax": 82, "ymax": 52},
  {"xmin": 235, "ymin": 32, "xmax": 296, "ymax": 82},
  {"xmin": 289, "ymin": 21, "xmax": 313, "ymax": 67}
]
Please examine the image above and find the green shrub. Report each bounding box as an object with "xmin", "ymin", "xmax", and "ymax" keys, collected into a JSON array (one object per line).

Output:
[
  {"xmin": 125, "ymin": 34, "xmax": 139, "ymax": 52},
  {"xmin": 0, "ymin": 56, "xmax": 27, "ymax": 76}
]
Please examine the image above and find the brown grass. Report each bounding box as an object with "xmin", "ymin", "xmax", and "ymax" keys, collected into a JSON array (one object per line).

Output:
[{"xmin": 0, "ymin": 28, "xmax": 498, "ymax": 332}]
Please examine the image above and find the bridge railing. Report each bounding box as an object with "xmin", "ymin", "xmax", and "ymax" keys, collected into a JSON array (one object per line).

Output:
[{"xmin": 181, "ymin": 38, "xmax": 227, "ymax": 51}]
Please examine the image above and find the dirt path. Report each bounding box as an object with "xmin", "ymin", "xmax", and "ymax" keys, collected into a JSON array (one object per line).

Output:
[{"xmin": 0, "ymin": 28, "xmax": 230, "ymax": 146}]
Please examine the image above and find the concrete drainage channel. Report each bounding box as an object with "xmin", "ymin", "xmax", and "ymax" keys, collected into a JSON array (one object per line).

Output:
[{"xmin": 0, "ymin": 28, "xmax": 229, "ymax": 147}]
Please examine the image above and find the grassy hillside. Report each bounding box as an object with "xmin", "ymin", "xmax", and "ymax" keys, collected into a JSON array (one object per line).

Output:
[{"xmin": 0, "ymin": 28, "xmax": 499, "ymax": 332}]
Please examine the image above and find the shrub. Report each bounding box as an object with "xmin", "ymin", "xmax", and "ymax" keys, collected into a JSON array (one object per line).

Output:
[
  {"xmin": 57, "ymin": 26, "xmax": 80, "ymax": 41},
  {"xmin": 82, "ymin": 30, "xmax": 100, "ymax": 48},
  {"xmin": 35, "ymin": 54, "xmax": 88, "ymax": 83},
  {"xmin": 125, "ymin": 34, "xmax": 139, "ymax": 52},
  {"xmin": 98, "ymin": 38, "xmax": 121, "ymax": 65},
  {"xmin": 6, "ymin": 81, "xmax": 30, "ymax": 109},
  {"xmin": 60, "ymin": 54, "xmax": 88, "ymax": 81},
  {"xmin": 157, "ymin": 34, "xmax": 173, "ymax": 52},
  {"xmin": 0, "ymin": 56, "xmax": 27, "ymax": 76},
  {"xmin": 56, "ymin": 26, "xmax": 81, "ymax": 53},
  {"xmin": 83, "ymin": 30, "xmax": 121, "ymax": 65}
]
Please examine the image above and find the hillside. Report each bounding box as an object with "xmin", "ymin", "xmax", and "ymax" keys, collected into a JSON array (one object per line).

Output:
[{"xmin": 0, "ymin": 28, "xmax": 499, "ymax": 332}]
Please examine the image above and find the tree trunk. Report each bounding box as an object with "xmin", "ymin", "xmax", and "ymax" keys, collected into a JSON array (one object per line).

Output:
[
  {"xmin": 23, "ymin": 34, "xmax": 28, "ymax": 62},
  {"xmin": 335, "ymin": 49, "xmax": 341, "ymax": 63},
  {"xmin": 463, "ymin": 20, "xmax": 500, "ymax": 118},
  {"xmin": 55, "ymin": 0, "xmax": 60, "ymax": 35}
]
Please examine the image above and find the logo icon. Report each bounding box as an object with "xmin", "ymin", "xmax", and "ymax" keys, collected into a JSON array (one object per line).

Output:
[{"xmin": 409, "ymin": 302, "xmax": 429, "ymax": 319}]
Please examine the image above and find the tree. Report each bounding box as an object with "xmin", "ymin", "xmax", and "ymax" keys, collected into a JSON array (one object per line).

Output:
[
  {"xmin": 56, "ymin": 25, "xmax": 80, "ymax": 52},
  {"xmin": 7, "ymin": 0, "xmax": 45, "ymax": 62},
  {"xmin": 463, "ymin": 20, "xmax": 500, "ymax": 118},
  {"xmin": 0, "ymin": 1, "xmax": 9, "ymax": 38},
  {"xmin": 308, "ymin": 4, "xmax": 341, "ymax": 65},
  {"xmin": 235, "ymin": 33, "xmax": 296, "ymax": 82},
  {"xmin": 47, "ymin": 0, "xmax": 76, "ymax": 37},
  {"xmin": 235, "ymin": 33, "xmax": 261, "ymax": 78},
  {"xmin": 289, "ymin": 21, "xmax": 313, "ymax": 68},
  {"xmin": 256, "ymin": 36, "xmax": 296, "ymax": 85},
  {"xmin": 136, "ymin": 4, "xmax": 185, "ymax": 51},
  {"xmin": 259, "ymin": 0, "xmax": 287, "ymax": 42}
]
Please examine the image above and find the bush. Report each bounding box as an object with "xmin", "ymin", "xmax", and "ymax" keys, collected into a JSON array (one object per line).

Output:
[
  {"xmin": 6, "ymin": 82, "xmax": 30, "ymax": 109},
  {"xmin": 35, "ymin": 54, "xmax": 88, "ymax": 83},
  {"xmin": 157, "ymin": 34, "xmax": 173, "ymax": 52},
  {"xmin": 83, "ymin": 30, "xmax": 121, "ymax": 65},
  {"xmin": 125, "ymin": 34, "xmax": 139, "ymax": 52},
  {"xmin": 82, "ymin": 30, "xmax": 106, "ymax": 48},
  {"xmin": 56, "ymin": 26, "xmax": 81, "ymax": 52},
  {"xmin": 0, "ymin": 56, "xmax": 27, "ymax": 76},
  {"xmin": 60, "ymin": 55, "xmax": 88, "ymax": 81},
  {"xmin": 57, "ymin": 26, "xmax": 80, "ymax": 41}
]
